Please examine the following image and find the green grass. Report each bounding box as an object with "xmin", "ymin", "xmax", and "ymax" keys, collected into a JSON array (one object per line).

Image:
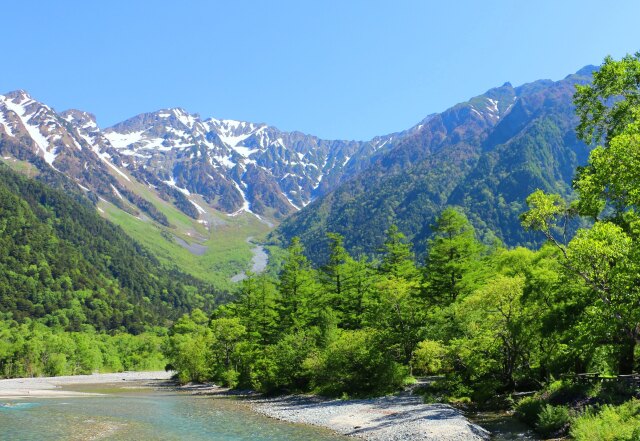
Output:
[
  {"xmin": 0, "ymin": 156, "xmax": 40, "ymax": 176},
  {"xmin": 100, "ymin": 196, "xmax": 273, "ymax": 292}
]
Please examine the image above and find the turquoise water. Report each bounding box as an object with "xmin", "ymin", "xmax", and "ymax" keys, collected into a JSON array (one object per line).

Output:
[{"xmin": 0, "ymin": 389, "xmax": 347, "ymax": 441}]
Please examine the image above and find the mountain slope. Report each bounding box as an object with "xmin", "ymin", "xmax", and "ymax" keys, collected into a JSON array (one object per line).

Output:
[
  {"xmin": 0, "ymin": 91, "xmax": 418, "ymax": 287},
  {"xmin": 0, "ymin": 165, "xmax": 219, "ymax": 332},
  {"xmin": 274, "ymin": 67, "xmax": 596, "ymax": 262}
]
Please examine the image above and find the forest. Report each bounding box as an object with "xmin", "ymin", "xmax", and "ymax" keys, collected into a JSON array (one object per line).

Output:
[
  {"xmin": 164, "ymin": 55, "xmax": 640, "ymax": 439},
  {"xmin": 0, "ymin": 163, "xmax": 220, "ymax": 378}
]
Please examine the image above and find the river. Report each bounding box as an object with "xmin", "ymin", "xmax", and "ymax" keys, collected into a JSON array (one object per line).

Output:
[
  {"xmin": 0, "ymin": 386, "xmax": 347, "ymax": 440},
  {"xmin": 231, "ymin": 236, "xmax": 269, "ymax": 282},
  {"xmin": 0, "ymin": 379, "xmax": 543, "ymax": 440}
]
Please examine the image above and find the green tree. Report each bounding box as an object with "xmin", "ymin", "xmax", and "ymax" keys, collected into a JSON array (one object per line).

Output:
[
  {"xmin": 165, "ymin": 311, "xmax": 212, "ymax": 383},
  {"xmin": 378, "ymin": 225, "xmax": 419, "ymax": 280},
  {"xmin": 320, "ymin": 233, "xmax": 352, "ymax": 311},
  {"xmin": 209, "ymin": 317, "xmax": 246, "ymax": 386},
  {"xmin": 523, "ymin": 54, "xmax": 640, "ymax": 374},
  {"xmin": 424, "ymin": 208, "xmax": 483, "ymax": 304},
  {"xmin": 319, "ymin": 233, "xmax": 374, "ymax": 328},
  {"xmin": 277, "ymin": 237, "xmax": 320, "ymax": 332},
  {"xmin": 364, "ymin": 275, "xmax": 425, "ymax": 365},
  {"xmin": 454, "ymin": 275, "xmax": 538, "ymax": 390}
]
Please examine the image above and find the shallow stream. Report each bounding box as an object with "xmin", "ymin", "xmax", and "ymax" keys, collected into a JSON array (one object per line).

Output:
[{"xmin": 0, "ymin": 386, "xmax": 346, "ymax": 441}]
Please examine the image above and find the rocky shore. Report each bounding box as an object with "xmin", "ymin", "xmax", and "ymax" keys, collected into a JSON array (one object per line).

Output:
[
  {"xmin": 250, "ymin": 394, "xmax": 490, "ymax": 441},
  {"xmin": 1, "ymin": 373, "xmax": 491, "ymax": 440}
]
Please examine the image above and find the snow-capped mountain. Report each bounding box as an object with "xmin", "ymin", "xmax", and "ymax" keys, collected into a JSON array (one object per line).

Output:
[
  {"xmin": 0, "ymin": 90, "xmax": 79, "ymax": 167},
  {"xmin": 102, "ymin": 108, "xmax": 403, "ymax": 217},
  {"xmin": 0, "ymin": 90, "xmax": 411, "ymax": 224}
]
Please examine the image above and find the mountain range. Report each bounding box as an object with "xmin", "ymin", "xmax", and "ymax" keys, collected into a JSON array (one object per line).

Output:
[
  {"xmin": 0, "ymin": 65, "xmax": 596, "ymax": 272},
  {"xmin": 0, "ymin": 90, "xmax": 412, "ymax": 222},
  {"xmin": 276, "ymin": 67, "xmax": 596, "ymax": 262}
]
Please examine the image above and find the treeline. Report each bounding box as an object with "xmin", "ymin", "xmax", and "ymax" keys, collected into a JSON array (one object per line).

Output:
[
  {"xmin": 0, "ymin": 318, "xmax": 165, "ymax": 378},
  {"xmin": 0, "ymin": 165, "xmax": 220, "ymax": 333},
  {"xmin": 166, "ymin": 211, "xmax": 623, "ymax": 397}
]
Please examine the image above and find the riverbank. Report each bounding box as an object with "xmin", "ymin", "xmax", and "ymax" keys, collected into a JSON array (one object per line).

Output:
[
  {"xmin": 1, "ymin": 373, "xmax": 491, "ymax": 440},
  {"xmin": 0, "ymin": 371, "xmax": 173, "ymax": 398},
  {"xmin": 177, "ymin": 382, "xmax": 491, "ymax": 440},
  {"xmin": 250, "ymin": 394, "xmax": 490, "ymax": 441}
]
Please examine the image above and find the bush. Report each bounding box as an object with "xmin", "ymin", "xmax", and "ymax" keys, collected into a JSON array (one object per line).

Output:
[
  {"xmin": 222, "ymin": 369, "xmax": 239, "ymax": 388},
  {"xmin": 536, "ymin": 404, "xmax": 570, "ymax": 437},
  {"xmin": 514, "ymin": 395, "xmax": 546, "ymax": 426},
  {"xmin": 571, "ymin": 399, "xmax": 640, "ymax": 441},
  {"xmin": 471, "ymin": 379, "xmax": 501, "ymax": 404},
  {"xmin": 252, "ymin": 330, "xmax": 318, "ymax": 393},
  {"xmin": 419, "ymin": 375, "xmax": 475, "ymax": 404},
  {"xmin": 411, "ymin": 340, "xmax": 447, "ymax": 375},
  {"xmin": 305, "ymin": 329, "xmax": 407, "ymax": 397},
  {"xmin": 544, "ymin": 379, "xmax": 588, "ymax": 405}
]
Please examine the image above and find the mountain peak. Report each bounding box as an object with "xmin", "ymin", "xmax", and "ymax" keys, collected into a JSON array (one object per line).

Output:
[
  {"xmin": 4, "ymin": 89, "xmax": 33, "ymax": 102},
  {"xmin": 150, "ymin": 107, "xmax": 199, "ymax": 129},
  {"xmin": 571, "ymin": 64, "xmax": 599, "ymax": 79},
  {"xmin": 60, "ymin": 109, "xmax": 98, "ymax": 129}
]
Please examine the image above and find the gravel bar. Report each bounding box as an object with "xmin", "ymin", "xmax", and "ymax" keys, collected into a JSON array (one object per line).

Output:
[
  {"xmin": 250, "ymin": 394, "xmax": 490, "ymax": 441},
  {"xmin": 0, "ymin": 371, "xmax": 173, "ymax": 398}
]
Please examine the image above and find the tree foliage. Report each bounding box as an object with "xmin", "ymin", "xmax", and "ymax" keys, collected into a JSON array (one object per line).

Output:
[{"xmin": 524, "ymin": 53, "xmax": 640, "ymax": 375}]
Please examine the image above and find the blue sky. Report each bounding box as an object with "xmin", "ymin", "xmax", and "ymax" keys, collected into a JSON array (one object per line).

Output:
[{"xmin": 3, "ymin": 0, "xmax": 639, "ymax": 139}]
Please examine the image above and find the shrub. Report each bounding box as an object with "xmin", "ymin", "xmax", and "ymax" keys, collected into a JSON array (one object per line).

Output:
[
  {"xmin": 514, "ymin": 395, "xmax": 546, "ymax": 426},
  {"xmin": 411, "ymin": 340, "xmax": 447, "ymax": 375},
  {"xmin": 544, "ymin": 379, "xmax": 588, "ymax": 405},
  {"xmin": 571, "ymin": 400, "xmax": 640, "ymax": 441},
  {"xmin": 471, "ymin": 379, "xmax": 501, "ymax": 404},
  {"xmin": 419, "ymin": 374, "xmax": 475, "ymax": 404},
  {"xmin": 305, "ymin": 329, "xmax": 407, "ymax": 397},
  {"xmin": 536, "ymin": 404, "xmax": 570, "ymax": 437},
  {"xmin": 252, "ymin": 330, "xmax": 317, "ymax": 393},
  {"xmin": 222, "ymin": 369, "xmax": 239, "ymax": 388}
]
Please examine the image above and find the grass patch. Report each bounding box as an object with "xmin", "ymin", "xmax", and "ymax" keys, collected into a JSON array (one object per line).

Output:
[{"xmin": 100, "ymin": 198, "xmax": 273, "ymax": 291}]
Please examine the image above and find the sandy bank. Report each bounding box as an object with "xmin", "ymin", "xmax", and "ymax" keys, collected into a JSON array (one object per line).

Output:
[
  {"xmin": 0, "ymin": 370, "xmax": 173, "ymax": 398},
  {"xmin": 250, "ymin": 394, "xmax": 490, "ymax": 441}
]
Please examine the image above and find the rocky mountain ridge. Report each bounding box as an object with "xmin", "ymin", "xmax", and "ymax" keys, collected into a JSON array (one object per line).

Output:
[
  {"xmin": 0, "ymin": 91, "xmax": 420, "ymax": 224},
  {"xmin": 275, "ymin": 67, "xmax": 597, "ymax": 262},
  {"xmin": 0, "ymin": 66, "xmax": 597, "ymax": 267}
]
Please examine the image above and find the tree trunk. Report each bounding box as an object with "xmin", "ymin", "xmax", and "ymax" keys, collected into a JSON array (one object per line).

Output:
[{"xmin": 618, "ymin": 333, "xmax": 636, "ymax": 375}]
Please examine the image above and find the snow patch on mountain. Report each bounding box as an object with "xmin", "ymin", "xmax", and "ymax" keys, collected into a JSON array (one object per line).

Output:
[
  {"xmin": 0, "ymin": 111, "xmax": 14, "ymax": 136},
  {"xmin": 228, "ymin": 179, "xmax": 253, "ymax": 216},
  {"xmin": 163, "ymin": 176, "xmax": 191, "ymax": 195},
  {"xmin": 0, "ymin": 93, "xmax": 58, "ymax": 166},
  {"xmin": 190, "ymin": 199, "xmax": 207, "ymax": 215},
  {"xmin": 105, "ymin": 130, "xmax": 145, "ymax": 149}
]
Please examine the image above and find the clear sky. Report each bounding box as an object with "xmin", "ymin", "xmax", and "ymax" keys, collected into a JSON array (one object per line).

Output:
[{"xmin": 3, "ymin": 0, "xmax": 639, "ymax": 140}]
